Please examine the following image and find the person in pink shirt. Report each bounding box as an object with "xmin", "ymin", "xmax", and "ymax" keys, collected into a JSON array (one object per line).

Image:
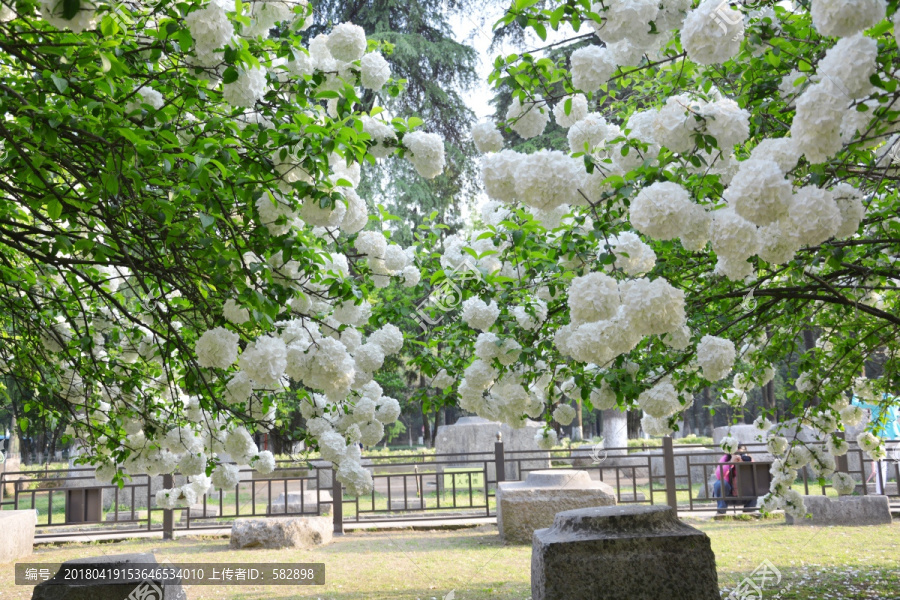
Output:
[{"xmin": 713, "ymin": 445, "xmax": 757, "ymax": 514}]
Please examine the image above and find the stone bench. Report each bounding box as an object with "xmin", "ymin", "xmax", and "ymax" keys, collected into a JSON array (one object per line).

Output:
[
  {"xmin": 785, "ymin": 495, "xmax": 893, "ymax": 526},
  {"xmin": 31, "ymin": 553, "xmax": 184, "ymax": 600},
  {"xmin": 230, "ymin": 516, "xmax": 332, "ymax": 549},
  {"xmin": 0, "ymin": 510, "xmax": 36, "ymax": 564},
  {"xmin": 532, "ymin": 505, "xmax": 720, "ymax": 600},
  {"xmin": 497, "ymin": 470, "xmax": 616, "ymax": 544}
]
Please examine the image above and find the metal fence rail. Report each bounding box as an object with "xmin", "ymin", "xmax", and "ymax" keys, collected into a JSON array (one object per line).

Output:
[{"xmin": 1, "ymin": 436, "xmax": 897, "ymax": 540}]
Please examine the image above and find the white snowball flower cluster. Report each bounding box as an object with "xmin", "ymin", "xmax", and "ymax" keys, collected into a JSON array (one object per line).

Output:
[
  {"xmin": 211, "ymin": 462, "xmax": 240, "ymax": 491},
  {"xmin": 817, "ymin": 34, "xmax": 877, "ymax": 101},
  {"xmin": 699, "ymin": 99, "xmax": 750, "ymax": 150},
  {"xmin": 506, "ymin": 97, "xmax": 550, "ymax": 139},
  {"xmin": 185, "ymin": 3, "xmax": 234, "ymax": 65},
  {"xmin": 535, "ymin": 428, "xmax": 559, "ymax": 450},
  {"xmin": 361, "ymin": 116, "xmax": 398, "ymax": 159},
  {"xmin": 831, "ymin": 472, "xmax": 856, "ymax": 496},
  {"xmin": 568, "ymin": 113, "xmax": 608, "ymax": 153},
  {"xmin": 810, "ymin": 0, "xmax": 886, "ymax": 37},
  {"xmin": 608, "ymin": 232, "xmax": 656, "ymax": 276},
  {"xmin": 621, "ymin": 277, "xmax": 687, "ymax": 336},
  {"xmin": 720, "ymin": 435, "xmax": 740, "ymax": 455},
  {"xmin": 857, "ymin": 431, "xmax": 886, "ymax": 460},
  {"xmin": 360, "ymin": 52, "xmax": 391, "ymax": 90},
  {"xmin": 223, "ymin": 67, "xmax": 268, "ymax": 108},
  {"xmin": 40, "ymin": 0, "xmax": 97, "ymax": 32},
  {"xmin": 553, "ymin": 404, "xmax": 577, "ymax": 426},
  {"xmin": 568, "ymin": 272, "xmax": 620, "ymax": 324},
  {"xmin": 238, "ymin": 335, "xmax": 287, "ymax": 388},
  {"xmin": 637, "ymin": 380, "xmax": 681, "ymax": 418},
  {"xmin": 195, "ymin": 327, "xmax": 240, "ymax": 369},
  {"xmin": 326, "ymin": 22, "xmax": 367, "ymax": 62},
  {"xmin": 710, "ymin": 208, "xmax": 759, "ymax": 280},
  {"xmin": 403, "ymin": 131, "xmax": 445, "ymax": 179},
  {"xmin": 481, "ymin": 150, "xmax": 519, "ymax": 203},
  {"xmin": 724, "ymin": 160, "xmax": 792, "ymax": 226},
  {"xmin": 223, "ymin": 299, "xmax": 251, "ymax": 325},
  {"xmin": 791, "ymin": 82, "xmax": 845, "ymax": 164},
  {"xmin": 512, "ymin": 299, "xmax": 548, "ymax": 331},
  {"xmin": 224, "ymin": 426, "xmax": 259, "ymax": 464},
  {"xmin": 472, "ymin": 121, "xmax": 504, "ymax": 154},
  {"xmin": 696, "ymin": 335, "xmax": 736, "ymax": 382},
  {"xmin": 553, "ymin": 94, "xmax": 589, "ymax": 129},
  {"xmin": 514, "ymin": 150, "xmax": 586, "ymax": 210},
  {"xmin": 652, "ymin": 94, "xmax": 700, "ymax": 153},
  {"xmin": 354, "ymin": 230, "xmax": 387, "ymax": 260},
  {"xmin": 461, "ymin": 298, "xmax": 500, "ymax": 331},
  {"xmin": 641, "ymin": 414, "xmax": 674, "ymax": 437},
  {"xmin": 591, "ymin": 0, "xmax": 658, "ymax": 44},
  {"xmin": 256, "ymin": 193, "xmax": 300, "ymax": 236},
  {"xmin": 788, "ymin": 186, "xmax": 841, "ymax": 246},
  {"xmin": 570, "ymin": 45, "xmax": 618, "ymax": 93},
  {"xmin": 748, "ymin": 138, "xmax": 801, "ymax": 174},
  {"xmin": 629, "ymin": 182, "xmax": 706, "ymax": 241},
  {"xmin": 680, "ymin": 0, "xmax": 744, "ymax": 65}
]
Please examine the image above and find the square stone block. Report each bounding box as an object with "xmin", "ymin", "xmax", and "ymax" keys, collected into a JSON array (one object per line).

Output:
[
  {"xmin": 267, "ymin": 490, "xmax": 332, "ymax": 516},
  {"xmin": 785, "ymin": 495, "xmax": 893, "ymax": 526},
  {"xmin": 0, "ymin": 510, "xmax": 36, "ymax": 564},
  {"xmin": 497, "ymin": 470, "xmax": 616, "ymax": 544},
  {"xmin": 532, "ymin": 505, "xmax": 719, "ymax": 600},
  {"xmin": 230, "ymin": 516, "xmax": 332, "ymax": 549},
  {"xmin": 31, "ymin": 553, "xmax": 184, "ymax": 600}
]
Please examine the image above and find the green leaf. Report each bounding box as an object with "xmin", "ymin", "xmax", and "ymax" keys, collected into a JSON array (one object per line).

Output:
[
  {"xmin": 222, "ymin": 68, "xmax": 239, "ymax": 85},
  {"xmin": 199, "ymin": 213, "xmax": 216, "ymax": 229},
  {"xmin": 47, "ymin": 200, "xmax": 63, "ymax": 220},
  {"xmin": 62, "ymin": 0, "xmax": 80, "ymax": 20},
  {"xmin": 533, "ymin": 22, "xmax": 547, "ymax": 41},
  {"xmin": 50, "ymin": 74, "xmax": 68, "ymax": 93}
]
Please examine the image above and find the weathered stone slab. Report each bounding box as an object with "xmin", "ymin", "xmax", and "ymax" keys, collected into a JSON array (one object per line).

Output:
[
  {"xmin": 178, "ymin": 504, "xmax": 221, "ymax": 524},
  {"xmin": 31, "ymin": 553, "xmax": 184, "ymax": 600},
  {"xmin": 435, "ymin": 417, "xmax": 550, "ymax": 483},
  {"xmin": 230, "ymin": 516, "xmax": 332, "ymax": 549},
  {"xmin": 104, "ymin": 510, "xmax": 147, "ymax": 522},
  {"xmin": 785, "ymin": 495, "xmax": 893, "ymax": 526},
  {"xmin": 0, "ymin": 510, "xmax": 36, "ymax": 564},
  {"xmin": 267, "ymin": 491, "xmax": 332, "ymax": 516},
  {"xmin": 532, "ymin": 505, "xmax": 719, "ymax": 600},
  {"xmin": 388, "ymin": 497, "xmax": 427, "ymax": 511},
  {"xmin": 497, "ymin": 470, "xmax": 616, "ymax": 544}
]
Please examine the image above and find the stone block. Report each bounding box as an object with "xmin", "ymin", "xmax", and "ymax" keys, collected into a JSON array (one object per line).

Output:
[
  {"xmin": 178, "ymin": 504, "xmax": 220, "ymax": 523},
  {"xmin": 497, "ymin": 470, "xmax": 616, "ymax": 544},
  {"xmin": 104, "ymin": 510, "xmax": 147, "ymax": 522},
  {"xmin": 388, "ymin": 497, "xmax": 427, "ymax": 511},
  {"xmin": 435, "ymin": 417, "xmax": 550, "ymax": 483},
  {"xmin": 785, "ymin": 495, "xmax": 893, "ymax": 526},
  {"xmin": 31, "ymin": 553, "xmax": 184, "ymax": 600},
  {"xmin": 0, "ymin": 510, "xmax": 36, "ymax": 564},
  {"xmin": 230, "ymin": 516, "xmax": 332, "ymax": 549},
  {"xmin": 267, "ymin": 491, "xmax": 332, "ymax": 516},
  {"xmin": 532, "ymin": 505, "xmax": 719, "ymax": 600}
]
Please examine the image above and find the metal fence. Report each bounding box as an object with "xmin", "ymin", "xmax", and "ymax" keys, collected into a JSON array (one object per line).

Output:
[{"xmin": 1, "ymin": 435, "xmax": 897, "ymax": 540}]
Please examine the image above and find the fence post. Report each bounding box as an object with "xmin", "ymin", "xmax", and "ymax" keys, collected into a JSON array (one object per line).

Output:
[
  {"xmin": 835, "ymin": 431, "xmax": 849, "ymax": 474},
  {"xmin": 662, "ymin": 436, "xmax": 678, "ymax": 511},
  {"xmin": 332, "ymin": 471, "xmax": 344, "ymax": 535},
  {"xmin": 494, "ymin": 431, "xmax": 505, "ymax": 484},
  {"xmin": 162, "ymin": 473, "xmax": 174, "ymax": 540}
]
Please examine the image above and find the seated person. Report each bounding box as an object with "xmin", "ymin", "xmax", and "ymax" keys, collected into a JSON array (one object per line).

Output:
[{"xmin": 713, "ymin": 444, "xmax": 757, "ymax": 514}]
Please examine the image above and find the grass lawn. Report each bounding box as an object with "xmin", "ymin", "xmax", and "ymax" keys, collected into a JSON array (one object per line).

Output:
[{"xmin": 1, "ymin": 516, "xmax": 897, "ymax": 599}]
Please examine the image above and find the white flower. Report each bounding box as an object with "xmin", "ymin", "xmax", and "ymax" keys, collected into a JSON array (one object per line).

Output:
[
  {"xmin": 225, "ymin": 427, "xmax": 259, "ymax": 464},
  {"xmin": 810, "ymin": 0, "xmax": 886, "ymax": 37},
  {"xmin": 360, "ymin": 52, "xmax": 390, "ymax": 90},
  {"xmin": 461, "ymin": 298, "xmax": 500, "ymax": 331},
  {"xmin": 722, "ymin": 388, "xmax": 748, "ymax": 407},
  {"xmin": 369, "ymin": 324, "xmax": 403, "ymax": 355},
  {"xmin": 680, "ymin": 0, "xmax": 744, "ymax": 65},
  {"xmin": 512, "ymin": 300, "xmax": 547, "ymax": 331},
  {"xmin": 782, "ymin": 489, "xmax": 807, "ymax": 520},
  {"xmin": 223, "ymin": 299, "xmax": 250, "ymax": 325},
  {"xmin": 354, "ymin": 230, "xmax": 387, "ymax": 259},
  {"xmin": 724, "ymin": 159, "xmax": 792, "ymax": 226},
  {"xmin": 710, "ymin": 207, "xmax": 759, "ymax": 266},
  {"xmin": 254, "ymin": 450, "xmax": 276, "ymax": 475},
  {"xmin": 699, "ymin": 99, "xmax": 750, "ymax": 150},
  {"xmin": 481, "ymin": 150, "xmax": 520, "ymax": 203},
  {"xmin": 326, "ymin": 22, "xmax": 367, "ymax": 62},
  {"xmin": 788, "ymin": 186, "xmax": 841, "ymax": 246},
  {"xmin": 753, "ymin": 415, "xmax": 772, "ymax": 433},
  {"xmin": 127, "ymin": 87, "xmax": 164, "ymax": 113},
  {"xmin": 155, "ymin": 487, "xmax": 180, "ymax": 509},
  {"xmin": 831, "ymin": 472, "xmax": 856, "ymax": 496},
  {"xmin": 652, "ymin": 95, "xmax": 699, "ymax": 153},
  {"xmin": 641, "ymin": 413, "xmax": 674, "ymax": 437},
  {"xmin": 223, "ymin": 67, "xmax": 268, "ymax": 108},
  {"xmin": 856, "ymin": 431, "xmax": 883, "ymax": 453},
  {"xmin": 256, "ymin": 193, "xmax": 298, "ymax": 236},
  {"xmin": 514, "ymin": 150, "xmax": 586, "ymax": 210},
  {"xmin": 211, "ymin": 463, "xmax": 240, "ymax": 490},
  {"xmin": 238, "ymin": 336, "xmax": 287, "ymax": 388},
  {"xmin": 629, "ymin": 181, "xmax": 697, "ymax": 241},
  {"xmin": 840, "ymin": 405, "xmax": 865, "ymax": 427},
  {"xmin": 472, "ymin": 121, "xmax": 504, "ymax": 154},
  {"xmin": 375, "ymin": 396, "xmax": 401, "ymax": 423},
  {"xmin": 178, "ymin": 451, "xmax": 207, "ymax": 476},
  {"xmin": 696, "ymin": 335, "xmax": 736, "ymax": 382},
  {"xmin": 40, "ymin": 0, "xmax": 97, "ymax": 32},
  {"xmin": 404, "ymin": 131, "xmax": 445, "ymax": 179},
  {"xmin": 608, "ymin": 232, "xmax": 657, "ymax": 276},
  {"xmin": 535, "ymin": 428, "xmax": 558, "ymax": 450},
  {"xmin": 748, "ymin": 138, "xmax": 801, "ymax": 174},
  {"xmin": 791, "ymin": 82, "xmax": 844, "ymax": 164},
  {"xmin": 361, "ymin": 116, "xmax": 398, "ymax": 159},
  {"xmin": 620, "ymin": 277, "xmax": 686, "ymax": 336},
  {"xmin": 553, "ymin": 94, "xmax": 589, "ymax": 129},
  {"xmin": 591, "ymin": 381, "xmax": 618, "ymax": 410},
  {"xmin": 570, "ymin": 45, "xmax": 618, "ymax": 93},
  {"xmin": 431, "ymin": 369, "xmax": 455, "ymax": 390},
  {"xmin": 196, "ymin": 327, "xmax": 239, "ymax": 369},
  {"xmin": 757, "ymin": 219, "xmax": 802, "ymax": 265},
  {"xmin": 720, "ymin": 435, "xmax": 739, "ymax": 455},
  {"xmin": 817, "ymin": 34, "xmax": 877, "ymax": 100},
  {"xmin": 553, "ymin": 404, "xmax": 577, "ymax": 426},
  {"xmin": 826, "ymin": 435, "xmax": 849, "ymax": 457},
  {"xmin": 568, "ymin": 113, "xmax": 608, "ymax": 153},
  {"xmin": 0, "ymin": 3, "xmax": 16, "ymax": 21},
  {"xmin": 506, "ymin": 97, "xmax": 550, "ymax": 139},
  {"xmin": 354, "ymin": 342, "xmax": 385, "ymax": 372},
  {"xmin": 591, "ymin": 0, "xmax": 658, "ymax": 44},
  {"xmin": 637, "ymin": 380, "xmax": 681, "ymax": 419},
  {"xmin": 568, "ymin": 272, "xmax": 621, "ymax": 325}
]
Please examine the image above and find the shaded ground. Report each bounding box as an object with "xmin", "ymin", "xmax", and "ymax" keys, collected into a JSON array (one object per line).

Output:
[{"xmin": 1, "ymin": 517, "xmax": 898, "ymax": 599}]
